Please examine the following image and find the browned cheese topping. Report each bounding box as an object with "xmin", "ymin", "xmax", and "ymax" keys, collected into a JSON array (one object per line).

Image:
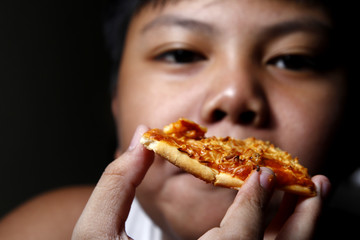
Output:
[{"xmin": 143, "ymin": 118, "xmax": 315, "ymax": 193}]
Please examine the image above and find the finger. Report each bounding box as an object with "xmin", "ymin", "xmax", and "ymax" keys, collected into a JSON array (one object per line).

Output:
[
  {"xmin": 120, "ymin": 231, "xmax": 134, "ymax": 240},
  {"xmin": 200, "ymin": 167, "xmax": 276, "ymax": 240},
  {"xmin": 275, "ymin": 175, "xmax": 331, "ymax": 240},
  {"xmin": 72, "ymin": 125, "xmax": 154, "ymax": 239},
  {"xmin": 265, "ymin": 193, "xmax": 298, "ymax": 240}
]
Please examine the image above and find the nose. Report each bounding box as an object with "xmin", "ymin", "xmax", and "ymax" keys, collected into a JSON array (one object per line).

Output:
[{"xmin": 201, "ymin": 66, "xmax": 269, "ymax": 128}]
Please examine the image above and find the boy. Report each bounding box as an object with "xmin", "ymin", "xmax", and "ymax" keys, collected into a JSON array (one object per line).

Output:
[{"xmin": 0, "ymin": 0, "xmax": 355, "ymax": 239}]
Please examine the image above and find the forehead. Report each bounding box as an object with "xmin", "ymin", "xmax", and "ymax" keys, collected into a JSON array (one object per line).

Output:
[
  {"xmin": 132, "ymin": 0, "xmax": 331, "ymax": 36},
  {"xmin": 138, "ymin": 0, "xmax": 326, "ymax": 10},
  {"xmin": 135, "ymin": 0, "xmax": 329, "ymax": 21}
]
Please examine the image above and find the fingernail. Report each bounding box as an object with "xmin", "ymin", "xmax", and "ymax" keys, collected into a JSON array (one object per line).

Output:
[
  {"xmin": 128, "ymin": 125, "xmax": 147, "ymax": 151},
  {"xmin": 260, "ymin": 167, "xmax": 275, "ymax": 190},
  {"xmin": 320, "ymin": 179, "xmax": 331, "ymax": 199}
]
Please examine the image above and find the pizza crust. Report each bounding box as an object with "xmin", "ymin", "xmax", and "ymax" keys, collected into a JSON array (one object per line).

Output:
[
  {"xmin": 280, "ymin": 185, "xmax": 315, "ymax": 196},
  {"xmin": 214, "ymin": 172, "xmax": 245, "ymax": 189},
  {"xmin": 141, "ymin": 137, "xmax": 217, "ymax": 184},
  {"xmin": 141, "ymin": 136, "xmax": 245, "ymax": 189}
]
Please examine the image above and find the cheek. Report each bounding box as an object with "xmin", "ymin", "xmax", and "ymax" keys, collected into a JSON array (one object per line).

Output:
[
  {"xmin": 117, "ymin": 77, "xmax": 161, "ymax": 149},
  {"xmin": 117, "ymin": 77, "xmax": 204, "ymax": 149},
  {"xmin": 272, "ymin": 82, "xmax": 344, "ymax": 173}
]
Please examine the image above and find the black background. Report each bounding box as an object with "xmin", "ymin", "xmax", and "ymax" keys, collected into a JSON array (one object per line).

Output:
[{"xmin": 0, "ymin": 0, "xmax": 116, "ymax": 217}]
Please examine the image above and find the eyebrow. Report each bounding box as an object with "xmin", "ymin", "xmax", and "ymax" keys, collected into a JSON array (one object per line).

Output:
[
  {"xmin": 141, "ymin": 15, "xmax": 331, "ymax": 41},
  {"xmin": 262, "ymin": 18, "xmax": 332, "ymax": 39},
  {"xmin": 142, "ymin": 15, "xmax": 217, "ymax": 35}
]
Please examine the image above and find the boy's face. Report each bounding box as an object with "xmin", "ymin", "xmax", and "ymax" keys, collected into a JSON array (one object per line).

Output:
[{"xmin": 113, "ymin": 0, "xmax": 345, "ymax": 239}]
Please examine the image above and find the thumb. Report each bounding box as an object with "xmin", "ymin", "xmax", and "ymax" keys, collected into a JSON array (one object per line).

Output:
[{"xmin": 200, "ymin": 168, "xmax": 276, "ymax": 240}]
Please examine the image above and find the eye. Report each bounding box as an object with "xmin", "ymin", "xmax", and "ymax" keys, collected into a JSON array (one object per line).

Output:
[
  {"xmin": 267, "ymin": 54, "xmax": 323, "ymax": 72},
  {"xmin": 155, "ymin": 49, "xmax": 206, "ymax": 64}
]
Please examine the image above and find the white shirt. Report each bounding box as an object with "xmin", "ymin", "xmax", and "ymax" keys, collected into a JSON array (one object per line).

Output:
[{"xmin": 125, "ymin": 198, "xmax": 162, "ymax": 240}]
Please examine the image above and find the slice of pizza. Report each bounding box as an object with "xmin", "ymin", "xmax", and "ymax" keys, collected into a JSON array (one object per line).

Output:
[{"xmin": 140, "ymin": 118, "xmax": 316, "ymax": 197}]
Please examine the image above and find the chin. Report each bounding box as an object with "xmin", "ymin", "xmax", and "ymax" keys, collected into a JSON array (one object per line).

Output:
[
  {"xmin": 137, "ymin": 158, "xmax": 237, "ymax": 239},
  {"xmin": 163, "ymin": 172, "xmax": 237, "ymax": 203},
  {"xmin": 154, "ymin": 174, "xmax": 237, "ymax": 239}
]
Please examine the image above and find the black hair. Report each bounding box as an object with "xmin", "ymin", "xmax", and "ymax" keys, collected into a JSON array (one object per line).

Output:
[
  {"xmin": 103, "ymin": 0, "xmax": 137, "ymax": 92},
  {"xmin": 103, "ymin": 0, "xmax": 178, "ymax": 92}
]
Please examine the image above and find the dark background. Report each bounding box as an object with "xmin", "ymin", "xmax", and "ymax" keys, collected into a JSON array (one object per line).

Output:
[
  {"xmin": 1, "ymin": 0, "xmax": 359, "ymax": 222},
  {"xmin": 0, "ymin": 0, "xmax": 116, "ymax": 217}
]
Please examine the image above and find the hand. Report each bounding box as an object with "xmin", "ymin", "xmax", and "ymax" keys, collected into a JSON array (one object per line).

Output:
[
  {"xmin": 264, "ymin": 175, "xmax": 330, "ymax": 240},
  {"xmin": 72, "ymin": 125, "xmax": 154, "ymax": 239},
  {"xmin": 200, "ymin": 169, "xmax": 330, "ymax": 240}
]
